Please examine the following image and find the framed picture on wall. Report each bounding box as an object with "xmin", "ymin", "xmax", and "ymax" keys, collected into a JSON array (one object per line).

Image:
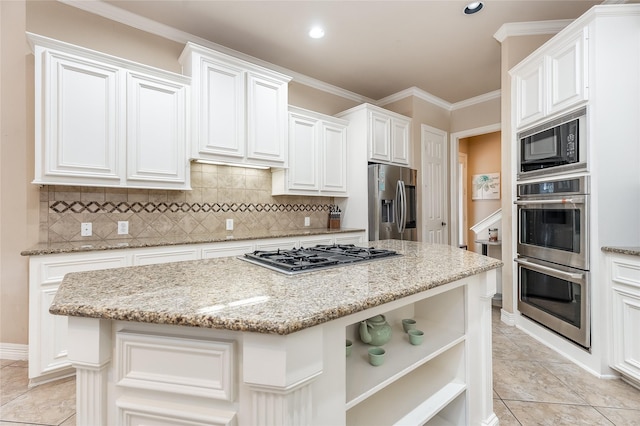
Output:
[{"xmin": 472, "ymin": 173, "xmax": 500, "ymax": 200}]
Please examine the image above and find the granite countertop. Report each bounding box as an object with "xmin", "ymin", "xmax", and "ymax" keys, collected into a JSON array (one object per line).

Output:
[
  {"xmin": 21, "ymin": 228, "xmax": 364, "ymax": 256},
  {"xmin": 50, "ymin": 240, "xmax": 503, "ymax": 335},
  {"xmin": 602, "ymin": 246, "xmax": 640, "ymax": 257}
]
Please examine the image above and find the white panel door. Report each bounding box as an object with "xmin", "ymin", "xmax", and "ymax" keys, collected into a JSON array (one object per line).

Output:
[
  {"xmin": 288, "ymin": 113, "xmax": 319, "ymax": 191},
  {"xmin": 320, "ymin": 121, "xmax": 347, "ymax": 193},
  {"xmin": 126, "ymin": 72, "xmax": 188, "ymax": 188},
  {"xmin": 421, "ymin": 125, "xmax": 448, "ymax": 244},
  {"xmin": 41, "ymin": 50, "xmax": 122, "ymax": 184},
  {"xmin": 246, "ymin": 72, "xmax": 288, "ymax": 165}
]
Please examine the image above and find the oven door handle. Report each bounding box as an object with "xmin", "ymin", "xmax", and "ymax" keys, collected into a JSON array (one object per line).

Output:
[
  {"xmin": 514, "ymin": 197, "xmax": 584, "ymax": 205},
  {"xmin": 515, "ymin": 258, "xmax": 585, "ymax": 281}
]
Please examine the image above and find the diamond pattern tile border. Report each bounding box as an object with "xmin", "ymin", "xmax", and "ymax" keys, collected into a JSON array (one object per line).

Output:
[{"xmin": 50, "ymin": 201, "xmax": 334, "ymax": 214}]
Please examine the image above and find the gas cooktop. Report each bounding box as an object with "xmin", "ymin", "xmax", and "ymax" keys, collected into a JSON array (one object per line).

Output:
[{"xmin": 240, "ymin": 244, "xmax": 400, "ymax": 275}]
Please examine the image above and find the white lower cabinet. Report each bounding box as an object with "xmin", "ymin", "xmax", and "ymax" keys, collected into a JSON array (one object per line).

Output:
[
  {"xmin": 114, "ymin": 326, "xmax": 237, "ymax": 426},
  {"xmin": 28, "ymin": 252, "xmax": 128, "ymax": 384},
  {"xmin": 131, "ymin": 246, "xmax": 200, "ymax": 266},
  {"xmin": 608, "ymin": 253, "xmax": 640, "ymax": 388},
  {"xmin": 345, "ymin": 285, "xmax": 467, "ymax": 425},
  {"xmin": 28, "ymin": 231, "xmax": 365, "ymax": 384}
]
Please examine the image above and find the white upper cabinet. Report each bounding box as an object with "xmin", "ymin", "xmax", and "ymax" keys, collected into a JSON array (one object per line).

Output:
[
  {"xmin": 35, "ymin": 48, "xmax": 123, "ymax": 186},
  {"xmin": 547, "ymin": 30, "xmax": 587, "ymax": 116},
  {"xmin": 28, "ymin": 33, "xmax": 190, "ymax": 190},
  {"xmin": 180, "ymin": 43, "xmax": 291, "ymax": 168},
  {"xmin": 512, "ymin": 26, "xmax": 588, "ymax": 129},
  {"xmin": 369, "ymin": 109, "xmax": 410, "ymax": 165},
  {"xmin": 126, "ymin": 72, "xmax": 188, "ymax": 187},
  {"xmin": 370, "ymin": 111, "xmax": 392, "ymax": 162},
  {"xmin": 319, "ymin": 120, "xmax": 348, "ymax": 193},
  {"xmin": 390, "ymin": 116, "xmax": 411, "ymax": 165},
  {"xmin": 337, "ymin": 103, "xmax": 411, "ymax": 167},
  {"xmin": 272, "ymin": 106, "xmax": 348, "ymax": 196},
  {"xmin": 514, "ymin": 59, "xmax": 545, "ymax": 127}
]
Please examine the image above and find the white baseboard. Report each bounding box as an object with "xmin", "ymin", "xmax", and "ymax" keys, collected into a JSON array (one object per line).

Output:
[
  {"xmin": 0, "ymin": 342, "xmax": 28, "ymax": 360},
  {"xmin": 500, "ymin": 308, "xmax": 518, "ymax": 326}
]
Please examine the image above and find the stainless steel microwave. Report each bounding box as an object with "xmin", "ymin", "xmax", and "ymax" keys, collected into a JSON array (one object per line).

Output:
[{"xmin": 517, "ymin": 107, "xmax": 587, "ymax": 180}]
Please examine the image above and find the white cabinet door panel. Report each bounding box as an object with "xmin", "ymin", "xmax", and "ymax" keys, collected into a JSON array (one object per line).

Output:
[
  {"xmin": 370, "ymin": 111, "xmax": 391, "ymax": 162},
  {"xmin": 288, "ymin": 113, "xmax": 318, "ymax": 191},
  {"xmin": 42, "ymin": 51, "xmax": 122, "ymax": 183},
  {"xmin": 515, "ymin": 60, "xmax": 544, "ymax": 128},
  {"xmin": 200, "ymin": 59, "xmax": 245, "ymax": 158},
  {"xmin": 548, "ymin": 29, "xmax": 588, "ymax": 115},
  {"xmin": 39, "ymin": 286, "xmax": 69, "ymax": 375},
  {"xmin": 247, "ymin": 72, "xmax": 288, "ymax": 164},
  {"xmin": 127, "ymin": 73, "xmax": 188, "ymax": 187},
  {"xmin": 29, "ymin": 253, "xmax": 128, "ymax": 383},
  {"xmin": 320, "ymin": 122, "xmax": 347, "ymax": 193},
  {"xmin": 391, "ymin": 119, "xmax": 410, "ymax": 166}
]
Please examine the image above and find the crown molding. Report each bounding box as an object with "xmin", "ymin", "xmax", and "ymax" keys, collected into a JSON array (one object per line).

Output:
[
  {"xmin": 451, "ymin": 90, "xmax": 501, "ymax": 111},
  {"xmin": 377, "ymin": 86, "xmax": 451, "ymax": 110},
  {"xmin": 377, "ymin": 86, "xmax": 501, "ymax": 112},
  {"xmin": 493, "ymin": 19, "xmax": 573, "ymax": 43},
  {"xmin": 59, "ymin": 0, "xmax": 373, "ymax": 104}
]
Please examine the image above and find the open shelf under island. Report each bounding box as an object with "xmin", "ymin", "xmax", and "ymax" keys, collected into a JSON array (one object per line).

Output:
[{"xmin": 50, "ymin": 240, "xmax": 502, "ymax": 426}]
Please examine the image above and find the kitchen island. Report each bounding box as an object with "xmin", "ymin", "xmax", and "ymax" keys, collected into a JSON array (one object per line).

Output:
[{"xmin": 50, "ymin": 240, "xmax": 502, "ymax": 425}]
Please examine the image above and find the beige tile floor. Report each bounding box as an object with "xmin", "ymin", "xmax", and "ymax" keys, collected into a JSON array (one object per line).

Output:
[
  {"xmin": 1, "ymin": 307, "xmax": 639, "ymax": 425},
  {"xmin": 492, "ymin": 307, "xmax": 640, "ymax": 425}
]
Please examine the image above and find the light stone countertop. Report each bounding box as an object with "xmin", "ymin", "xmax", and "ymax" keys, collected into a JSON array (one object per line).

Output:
[
  {"xmin": 50, "ymin": 240, "xmax": 503, "ymax": 335},
  {"xmin": 21, "ymin": 228, "xmax": 364, "ymax": 256},
  {"xmin": 602, "ymin": 246, "xmax": 640, "ymax": 257}
]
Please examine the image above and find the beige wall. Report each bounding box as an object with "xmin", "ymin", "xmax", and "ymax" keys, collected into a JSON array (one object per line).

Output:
[
  {"xmin": 461, "ymin": 132, "xmax": 501, "ymax": 253},
  {"xmin": 1, "ymin": 0, "xmax": 34, "ymax": 346},
  {"xmin": 288, "ymin": 82, "xmax": 360, "ymax": 116},
  {"xmin": 450, "ymin": 96, "xmax": 501, "ymax": 134},
  {"xmin": 26, "ymin": 0, "xmax": 184, "ymax": 73},
  {"xmin": 499, "ymin": 34, "xmax": 553, "ymax": 314}
]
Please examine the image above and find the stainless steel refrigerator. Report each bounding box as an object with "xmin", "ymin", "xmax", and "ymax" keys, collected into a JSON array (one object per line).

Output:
[{"xmin": 368, "ymin": 163, "xmax": 418, "ymax": 241}]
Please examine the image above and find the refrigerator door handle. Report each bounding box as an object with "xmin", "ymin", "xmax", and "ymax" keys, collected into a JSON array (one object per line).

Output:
[
  {"xmin": 395, "ymin": 180, "xmax": 402, "ymax": 233},
  {"xmin": 396, "ymin": 180, "xmax": 407, "ymax": 234}
]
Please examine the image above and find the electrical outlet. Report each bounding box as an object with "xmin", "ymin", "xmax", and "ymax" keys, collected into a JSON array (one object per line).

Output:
[
  {"xmin": 81, "ymin": 222, "xmax": 92, "ymax": 237},
  {"xmin": 304, "ymin": 217, "xmax": 311, "ymax": 227},
  {"xmin": 226, "ymin": 218, "xmax": 234, "ymax": 231},
  {"xmin": 117, "ymin": 221, "xmax": 129, "ymax": 235}
]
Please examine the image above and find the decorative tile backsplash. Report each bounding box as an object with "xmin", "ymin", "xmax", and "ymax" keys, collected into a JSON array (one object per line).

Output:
[{"xmin": 40, "ymin": 164, "xmax": 335, "ymax": 243}]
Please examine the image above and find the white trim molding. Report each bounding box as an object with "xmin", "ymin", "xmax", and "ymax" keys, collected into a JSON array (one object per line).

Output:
[
  {"xmin": 0, "ymin": 343, "xmax": 28, "ymax": 361},
  {"xmin": 493, "ymin": 19, "xmax": 574, "ymax": 43}
]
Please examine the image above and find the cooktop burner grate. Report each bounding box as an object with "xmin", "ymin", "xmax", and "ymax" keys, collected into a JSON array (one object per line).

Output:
[{"xmin": 240, "ymin": 244, "xmax": 399, "ymax": 274}]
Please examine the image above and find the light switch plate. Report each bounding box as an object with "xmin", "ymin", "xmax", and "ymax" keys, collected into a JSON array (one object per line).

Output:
[
  {"xmin": 226, "ymin": 219, "xmax": 234, "ymax": 231},
  {"xmin": 304, "ymin": 217, "xmax": 310, "ymax": 227}
]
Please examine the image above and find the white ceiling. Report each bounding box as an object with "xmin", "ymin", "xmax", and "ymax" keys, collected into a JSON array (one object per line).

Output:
[{"xmin": 102, "ymin": 0, "xmax": 617, "ymax": 104}]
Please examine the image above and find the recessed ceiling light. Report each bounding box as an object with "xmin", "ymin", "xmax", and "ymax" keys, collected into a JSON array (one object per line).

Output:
[
  {"xmin": 309, "ymin": 26, "xmax": 325, "ymax": 39},
  {"xmin": 463, "ymin": 1, "xmax": 484, "ymax": 15}
]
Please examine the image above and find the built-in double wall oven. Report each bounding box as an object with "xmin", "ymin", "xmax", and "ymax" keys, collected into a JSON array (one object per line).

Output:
[{"xmin": 515, "ymin": 175, "xmax": 591, "ymax": 349}]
